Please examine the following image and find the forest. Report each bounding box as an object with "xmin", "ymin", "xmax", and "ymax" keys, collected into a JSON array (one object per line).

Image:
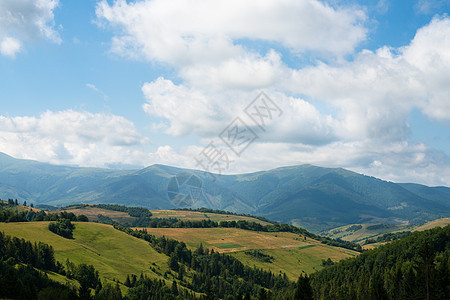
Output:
[{"xmin": 311, "ymin": 226, "xmax": 450, "ymax": 299}]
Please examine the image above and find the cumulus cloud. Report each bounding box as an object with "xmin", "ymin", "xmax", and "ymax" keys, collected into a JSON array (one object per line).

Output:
[
  {"xmin": 96, "ymin": 0, "xmax": 366, "ymax": 63},
  {"xmin": 287, "ymin": 16, "xmax": 450, "ymax": 142},
  {"xmin": 0, "ymin": 110, "xmax": 154, "ymax": 167},
  {"xmin": 96, "ymin": 1, "xmax": 450, "ymax": 185},
  {"xmin": 0, "ymin": 0, "xmax": 60, "ymax": 57}
]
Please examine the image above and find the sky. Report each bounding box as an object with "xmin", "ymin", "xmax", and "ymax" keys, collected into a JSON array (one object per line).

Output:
[{"xmin": 0, "ymin": 0, "xmax": 450, "ymax": 186}]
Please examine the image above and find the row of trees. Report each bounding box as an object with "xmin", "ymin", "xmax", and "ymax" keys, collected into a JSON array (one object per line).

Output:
[
  {"xmin": 0, "ymin": 208, "xmax": 89, "ymax": 224},
  {"xmin": 63, "ymin": 204, "xmax": 153, "ymax": 227},
  {"xmin": 175, "ymin": 207, "xmax": 275, "ymax": 224},
  {"xmin": 0, "ymin": 198, "xmax": 34, "ymax": 207}
]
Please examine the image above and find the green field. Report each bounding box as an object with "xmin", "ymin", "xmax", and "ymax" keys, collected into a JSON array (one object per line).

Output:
[
  {"xmin": 137, "ymin": 227, "xmax": 357, "ymax": 280},
  {"xmin": 212, "ymin": 242, "xmax": 243, "ymax": 249},
  {"xmin": 0, "ymin": 222, "xmax": 169, "ymax": 284}
]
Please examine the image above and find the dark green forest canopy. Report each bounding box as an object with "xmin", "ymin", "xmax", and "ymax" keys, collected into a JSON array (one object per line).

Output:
[{"xmin": 311, "ymin": 225, "xmax": 450, "ymax": 300}]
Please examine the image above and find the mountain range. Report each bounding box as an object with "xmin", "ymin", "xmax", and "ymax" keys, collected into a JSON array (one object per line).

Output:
[{"xmin": 0, "ymin": 152, "xmax": 449, "ymax": 232}]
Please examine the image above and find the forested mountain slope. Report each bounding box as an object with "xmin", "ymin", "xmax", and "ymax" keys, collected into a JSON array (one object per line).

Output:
[{"xmin": 1, "ymin": 152, "xmax": 449, "ymax": 231}]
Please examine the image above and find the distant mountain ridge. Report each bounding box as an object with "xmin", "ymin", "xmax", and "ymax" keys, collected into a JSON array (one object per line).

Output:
[{"xmin": 0, "ymin": 152, "xmax": 449, "ymax": 232}]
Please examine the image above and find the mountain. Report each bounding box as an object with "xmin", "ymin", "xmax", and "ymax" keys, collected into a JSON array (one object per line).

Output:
[{"xmin": 0, "ymin": 152, "xmax": 449, "ymax": 232}]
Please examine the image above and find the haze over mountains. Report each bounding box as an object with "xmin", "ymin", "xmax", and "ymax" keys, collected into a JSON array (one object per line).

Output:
[{"xmin": 0, "ymin": 152, "xmax": 448, "ymax": 232}]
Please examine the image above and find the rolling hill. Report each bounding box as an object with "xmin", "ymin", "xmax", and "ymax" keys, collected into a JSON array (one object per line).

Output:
[
  {"xmin": 0, "ymin": 222, "xmax": 170, "ymax": 284},
  {"xmin": 132, "ymin": 227, "xmax": 357, "ymax": 280},
  {"xmin": 0, "ymin": 152, "xmax": 449, "ymax": 232},
  {"xmin": 0, "ymin": 219, "xmax": 355, "ymax": 284}
]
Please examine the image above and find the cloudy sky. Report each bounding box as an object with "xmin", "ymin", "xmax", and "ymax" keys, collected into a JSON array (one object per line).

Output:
[{"xmin": 1, "ymin": 0, "xmax": 450, "ymax": 186}]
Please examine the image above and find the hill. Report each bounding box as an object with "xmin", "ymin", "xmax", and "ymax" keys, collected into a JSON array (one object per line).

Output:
[
  {"xmin": 0, "ymin": 222, "xmax": 170, "ymax": 284},
  {"xmin": 320, "ymin": 218, "xmax": 450, "ymax": 244},
  {"xmin": 134, "ymin": 227, "xmax": 357, "ymax": 280},
  {"xmin": 0, "ymin": 218, "xmax": 334, "ymax": 299},
  {"xmin": 0, "ymin": 152, "xmax": 449, "ymax": 232}
]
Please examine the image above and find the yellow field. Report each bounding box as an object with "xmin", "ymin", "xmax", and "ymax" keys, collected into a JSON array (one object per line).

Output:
[
  {"xmin": 55, "ymin": 207, "xmax": 136, "ymax": 223},
  {"xmin": 135, "ymin": 227, "xmax": 357, "ymax": 280},
  {"xmin": 150, "ymin": 210, "xmax": 271, "ymax": 225},
  {"xmin": 413, "ymin": 218, "xmax": 450, "ymax": 231}
]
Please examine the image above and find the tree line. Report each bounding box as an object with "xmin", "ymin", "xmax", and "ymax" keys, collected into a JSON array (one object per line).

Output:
[
  {"xmin": 175, "ymin": 207, "xmax": 275, "ymax": 224},
  {"xmin": 62, "ymin": 204, "xmax": 153, "ymax": 227},
  {"xmin": 0, "ymin": 209, "xmax": 89, "ymax": 223}
]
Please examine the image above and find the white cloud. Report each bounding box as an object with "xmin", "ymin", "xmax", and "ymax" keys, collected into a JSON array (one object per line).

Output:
[
  {"xmin": 0, "ymin": 37, "xmax": 21, "ymax": 58},
  {"xmin": 96, "ymin": 0, "xmax": 367, "ymax": 64},
  {"xmin": 287, "ymin": 16, "xmax": 450, "ymax": 142},
  {"xmin": 0, "ymin": 110, "xmax": 154, "ymax": 167},
  {"xmin": 403, "ymin": 16, "xmax": 450, "ymax": 122},
  {"xmin": 96, "ymin": 2, "xmax": 450, "ymax": 186},
  {"xmin": 0, "ymin": 0, "xmax": 60, "ymax": 57},
  {"xmin": 142, "ymin": 77, "xmax": 227, "ymax": 136},
  {"xmin": 142, "ymin": 78, "xmax": 338, "ymax": 146}
]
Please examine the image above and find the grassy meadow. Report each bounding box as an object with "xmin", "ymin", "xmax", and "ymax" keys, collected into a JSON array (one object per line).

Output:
[
  {"xmin": 0, "ymin": 222, "xmax": 169, "ymax": 284},
  {"xmin": 136, "ymin": 227, "xmax": 357, "ymax": 280}
]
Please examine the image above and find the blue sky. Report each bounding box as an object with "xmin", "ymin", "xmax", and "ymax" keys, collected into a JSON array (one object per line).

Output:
[{"xmin": 0, "ymin": 0, "xmax": 449, "ymax": 186}]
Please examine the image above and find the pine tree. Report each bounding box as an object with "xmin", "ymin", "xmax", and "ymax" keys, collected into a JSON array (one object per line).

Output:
[
  {"xmin": 295, "ymin": 273, "xmax": 313, "ymax": 300},
  {"xmin": 171, "ymin": 280, "xmax": 179, "ymax": 296},
  {"xmin": 124, "ymin": 275, "xmax": 131, "ymax": 287},
  {"xmin": 169, "ymin": 253, "xmax": 179, "ymax": 272}
]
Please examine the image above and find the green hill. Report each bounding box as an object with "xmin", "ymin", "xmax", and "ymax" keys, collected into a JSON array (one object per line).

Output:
[
  {"xmin": 133, "ymin": 227, "xmax": 357, "ymax": 280},
  {"xmin": 0, "ymin": 222, "xmax": 170, "ymax": 284}
]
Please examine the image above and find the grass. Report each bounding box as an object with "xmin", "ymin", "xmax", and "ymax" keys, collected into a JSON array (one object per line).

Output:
[
  {"xmin": 0, "ymin": 222, "xmax": 169, "ymax": 283},
  {"xmin": 135, "ymin": 227, "xmax": 356, "ymax": 280},
  {"xmin": 212, "ymin": 242, "xmax": 243, "ymax": 249},
  {"xmin": 150, "ymin": 210, "xmax": 271, "ymax": 225}
]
